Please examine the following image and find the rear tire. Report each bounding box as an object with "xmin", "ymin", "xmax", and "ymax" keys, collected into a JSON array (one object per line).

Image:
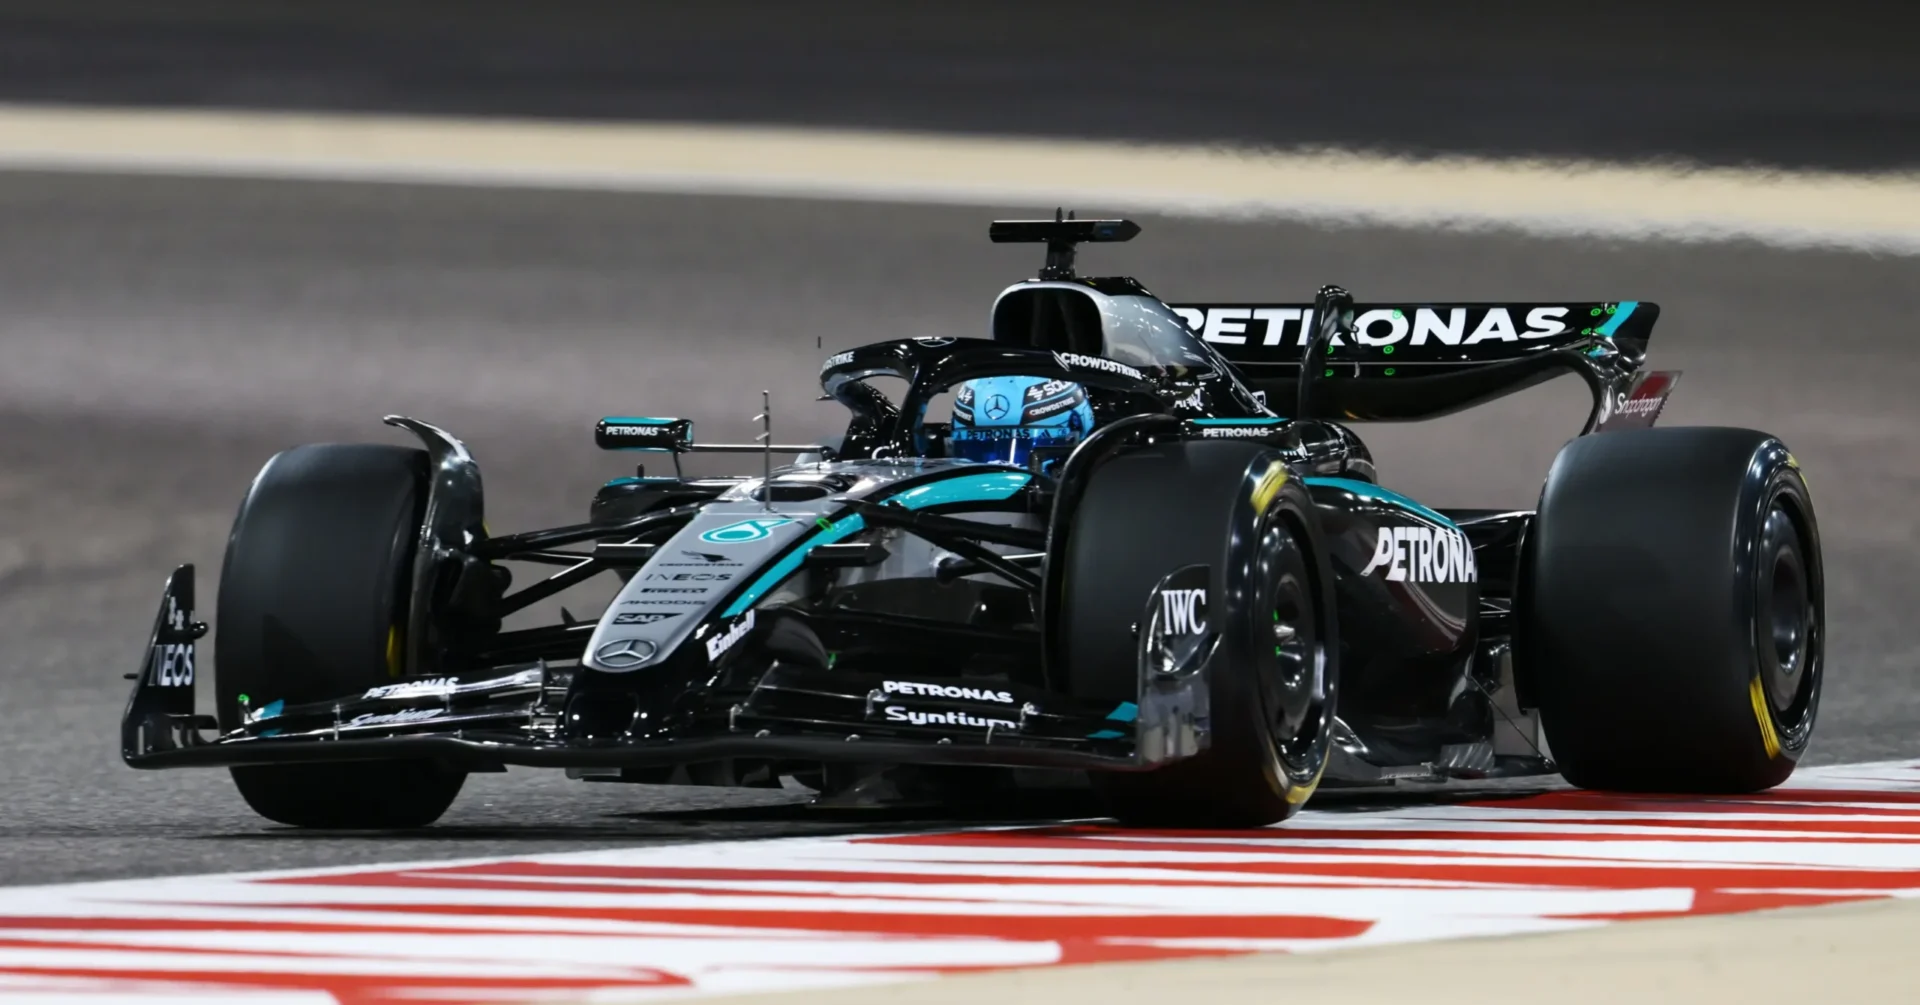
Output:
[
  {"xmin": 1522, "ymin": 427, "xmax": 1823, "ymax": 792},
  {"xmin": 1062, "ymin": 440, "xmax": 1338, "ymax": 827},
  {"xmin": 216, "ymin": 443, "xmax": 466, "ymax": 828}
]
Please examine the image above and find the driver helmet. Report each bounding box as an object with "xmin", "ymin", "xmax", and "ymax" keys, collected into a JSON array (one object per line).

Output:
[{"xmin": 950, "ymin": 375, "xmax": 1095, "ymax": 469}]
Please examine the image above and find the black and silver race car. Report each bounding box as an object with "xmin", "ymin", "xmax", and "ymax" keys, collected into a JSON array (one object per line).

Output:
[{"xmin": 122, "ymin": 216, "xmax": 1824, "ymax": 829}]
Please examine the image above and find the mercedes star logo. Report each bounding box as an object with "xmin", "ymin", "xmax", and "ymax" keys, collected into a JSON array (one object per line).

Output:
[
  {"xmin": 594, "ymin": 637, "xmax": 657, "ymax": 669},
  {"xmin": 985, "ymin": 394, "xmax": 1011, "ymax": 421}
]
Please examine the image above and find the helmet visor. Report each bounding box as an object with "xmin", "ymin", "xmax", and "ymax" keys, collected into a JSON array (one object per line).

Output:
[{"xmin": 950, "ymin": 427, "xmax": 1076, "ymax": 467}]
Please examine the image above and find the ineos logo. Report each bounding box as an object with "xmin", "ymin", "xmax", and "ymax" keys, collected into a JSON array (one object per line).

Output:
[
  {"xmin": 1160, "ymin": 588, "xmax": 1207, "ymax": 635},
  {"xmin": 150, "ymin": 596, "xmax": 195, "ymax": 687}
]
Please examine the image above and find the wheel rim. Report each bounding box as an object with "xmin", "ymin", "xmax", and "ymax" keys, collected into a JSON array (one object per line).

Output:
[
  {"xmin": 1756, "ymin": 504, "xmax": 1815, "ymax": 713},
  {"xmin": 1254, "ymin": 524, "xmax": 1330, "ymax": 772}
]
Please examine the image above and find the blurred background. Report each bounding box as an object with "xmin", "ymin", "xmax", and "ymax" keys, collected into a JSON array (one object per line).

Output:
[{"xmin": 0, "ymin": 0, "xmax": 1915, "ymax": 882}]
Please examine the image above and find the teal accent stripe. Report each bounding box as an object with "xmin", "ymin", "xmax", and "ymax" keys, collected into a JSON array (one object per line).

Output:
[
  {"xmin": 721, "ymin": 471, "xmax": 1030, "ymax": 617},
  {"xmin": 1107, "ymin": 701, "xmax": 1139, "ymax": 722},
  {"xmin": 1595, "ymin": 301, "xmax": 1639, "ymax": 337},
  {"xmin": 1190, "ymin": 418, "xmax": 1286, "ymax": 426},
  {"xmin": 888, "ymin": 471, "xmax": 1030, "ymax": 510},
  {"xmin": 722, "ymin": 514, "xmax": 866, "ymax": 616},
  {"xmin": 602, "ymin": 416, "xmax": 677, "ymax": 425},
  {"xmin": 1305, "ymin": 476, "xmax": 1459, "ymax": 530},
  {"xmin": 1087, "ymin": 729, "xmax": 1127, "ymax": 740}
]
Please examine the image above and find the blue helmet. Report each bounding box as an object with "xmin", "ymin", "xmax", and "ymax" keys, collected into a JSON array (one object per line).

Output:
[{"xmin": 950, "ymin": 375, "xmax": 1095, "ymax": 468}]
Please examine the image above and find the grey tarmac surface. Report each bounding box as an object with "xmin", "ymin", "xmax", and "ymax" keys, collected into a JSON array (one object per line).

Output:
[{"xmin": 0, "ymin": 171, "xmax": 1914, "ymax": 885}]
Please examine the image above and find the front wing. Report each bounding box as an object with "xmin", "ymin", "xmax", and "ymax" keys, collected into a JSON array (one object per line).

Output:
[{"xmin": 121, "ymin": 565, "xmax": 1210, "ymax": 776}]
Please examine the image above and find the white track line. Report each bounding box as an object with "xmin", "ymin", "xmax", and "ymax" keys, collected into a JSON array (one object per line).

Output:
[
  {"xmin": 3, "ymin": 759, "xmax": 1920, "ymax": 1002},
  {"xmin": 0, "ymin": 104, "xmax": 1915, "ymax": 254}
]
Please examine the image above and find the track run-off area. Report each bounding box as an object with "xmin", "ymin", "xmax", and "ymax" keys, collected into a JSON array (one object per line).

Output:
[{"xmin": 4, "ymin": 759, "xmax": 1920, "ymax": 1002}]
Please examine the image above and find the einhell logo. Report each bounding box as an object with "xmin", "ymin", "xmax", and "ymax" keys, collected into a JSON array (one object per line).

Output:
[{"xmin": 704, "ymin": 610, "xmax": 756, "ymax": 661}]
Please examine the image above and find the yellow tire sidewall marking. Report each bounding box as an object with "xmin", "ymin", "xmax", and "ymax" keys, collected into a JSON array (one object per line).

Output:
[{"xmin": 1749, "ymin": 675, "xmax": 1783, "ymax": 759}]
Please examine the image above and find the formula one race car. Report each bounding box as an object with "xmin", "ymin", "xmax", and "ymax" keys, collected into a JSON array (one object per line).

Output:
[{"xmin": 121, "ymin": 216, "xmax": 1825, "ymax": 829}]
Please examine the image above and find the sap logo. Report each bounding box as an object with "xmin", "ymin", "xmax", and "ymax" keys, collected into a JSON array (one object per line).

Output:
[
  {"xmin": 705, "ymin": 610, "xmax": 756, "ymax": 661},
  {"xmin": 363, "ymin": 677, "xmax": 458, "ymax": 700},
  {"xmin": 1160, "ymin": 588, "xmax": 1208, "ymax": 635},
  {"xmin": 883, "ymin": 706, "xmax": 1019, "ymax": 730},
  {"xmin": 699, "ymin": 518, "xmax": 794, "ymax": 544},
  {"xmin": 347, "ymin": 708, "xmax": 444, "ymax": 727},
  {"xmin": 883, "ymin": 680, "xmax": 1015, "ymax": 703},
  {"xmin": 149, "ymin": 595, "xmax": 195, "ymax": 687},
  {"xmin": 821, "ymin": 351, "xmax": 855, "ymax": 370},
  {"xmin": 1171, "ymin": 306, "xmax": 1570, "ymax": 347},
  {"xmin": 612, "ymin": 611, "xmax": 679, "ymax": 626},
  {"xmin": 1361, "ymin": 525, "xmax": 1478, "ymax": 584},
  {"xmin": 1053, "ymin": 350, "xmax": 1145, "ymax": 382}
]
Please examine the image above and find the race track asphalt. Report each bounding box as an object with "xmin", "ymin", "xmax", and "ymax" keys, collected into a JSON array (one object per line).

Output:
[{"xmin": 0, "ymin": 171, "xmax": 1914, "ymax": 885}]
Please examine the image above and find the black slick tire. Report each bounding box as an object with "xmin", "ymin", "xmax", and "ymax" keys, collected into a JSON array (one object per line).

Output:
[
  {"xmin": 1061, "ymin": 439, "xmax": 1338, "ymax": 827},
  {"xmin": 216, "ymin": 443, "xmax": 466, "ymax": 828},
  {"xmin": 1522, "ymin": 427, "xmax": 1823, "ymax": 792}
]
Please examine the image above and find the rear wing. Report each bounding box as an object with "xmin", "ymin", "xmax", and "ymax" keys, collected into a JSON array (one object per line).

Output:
[{"xmin": 1167, "ymin": 299, "xmax": 1664, "ymax": 427}]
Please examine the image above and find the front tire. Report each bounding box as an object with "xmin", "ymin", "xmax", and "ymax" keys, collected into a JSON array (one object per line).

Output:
[
  {"xmin": 1522, "ymin": 427, "xmax": 1823, "ymax": 792},
  {"xmin": 216, "ymin": 443, "xmax": 466, "ymax": 828},
  {"xmin": 1062, "ymin": 440, "xmax": 1338, "ymax": 827}
]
